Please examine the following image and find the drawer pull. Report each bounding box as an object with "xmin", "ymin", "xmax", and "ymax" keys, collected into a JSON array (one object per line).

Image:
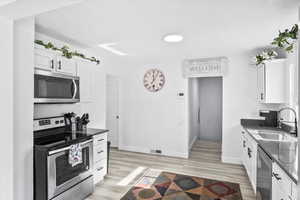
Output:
[
  {"xmin": 97, "ymin": 150, "xmax": 104, "ymax": 154},
  {"xmin": 97, "ymin": 139, "xmax": 104, "ymax": 142},
  {"xmin": 272, "ymin": 173, "xmax": 282, "ymax": 180},
  {"xmin": 97, "ymin": 167, "xmax": 104, "ymax": 171}
]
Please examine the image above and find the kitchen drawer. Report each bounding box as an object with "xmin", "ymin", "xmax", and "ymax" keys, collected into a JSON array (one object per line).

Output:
[
  {"xmin": 94, "ymin": 159, "xmax": 107, "ymax": 184},
  {"xmin": 94, "ymin": 145, "xmax": 107, "ymax": 163},
  {"xmin": 93, "ymin": 133, "xmax": 107, "ymax": 147},
  {"xmin": 272, "ymin": 162, "xmax": 291, "ymax": 195}
]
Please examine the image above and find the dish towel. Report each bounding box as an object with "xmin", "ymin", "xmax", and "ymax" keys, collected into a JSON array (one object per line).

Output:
[{"xmin": 68, "ymin": 144, "xmax": 82, "ymax": 167}]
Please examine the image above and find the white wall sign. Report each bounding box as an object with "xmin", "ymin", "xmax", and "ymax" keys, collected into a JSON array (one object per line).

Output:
[{"xmin": 182, "ymin": 57, "xmax": 228, "ymax": 78}]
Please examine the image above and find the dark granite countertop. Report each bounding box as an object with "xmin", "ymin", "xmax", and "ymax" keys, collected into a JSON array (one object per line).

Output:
[
  {"xmin": 34, "ymin": 128, "xmax": 109, "ymax": 152},
  {"xmin": 71, "ymin": 128, "xmax": 109, "ymax": 136},
  {"xmin": 242, "ymin": 125, "xmax": 298, "ymax": 183}
]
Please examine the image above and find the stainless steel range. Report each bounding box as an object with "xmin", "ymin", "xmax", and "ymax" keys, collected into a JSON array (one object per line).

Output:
[{"xmin": 34, "ymin": 116, "xmax": 94, "ymax": 200}]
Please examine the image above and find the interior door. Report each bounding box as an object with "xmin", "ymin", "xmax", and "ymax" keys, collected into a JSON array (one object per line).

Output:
[
  {"xmin": 198, "ymin": 77, "xmax": 223, "ymax": 141},
  {"xmin": 106, "ymin": 75, "xmax": 119, "ymax": 147}
]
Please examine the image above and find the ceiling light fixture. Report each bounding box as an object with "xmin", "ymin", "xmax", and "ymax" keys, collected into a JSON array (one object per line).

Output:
[
  {"xmin": 98, "ymin": 43, "xmax": 128, "ymax": 56},
  {"xmin": 163, "ymin": 34, "xmax": 184, "ymax": 43}
]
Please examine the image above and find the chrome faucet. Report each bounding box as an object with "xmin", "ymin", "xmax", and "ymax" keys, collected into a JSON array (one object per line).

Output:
[{"xmin": 278, "ymin": 107, "xmax": 298, "ymax": 137}]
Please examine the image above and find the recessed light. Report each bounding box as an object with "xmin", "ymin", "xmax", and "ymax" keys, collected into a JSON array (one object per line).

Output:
[{"xmin": 163, "ymin": 34, "xmax": 184, "ymax": 43}]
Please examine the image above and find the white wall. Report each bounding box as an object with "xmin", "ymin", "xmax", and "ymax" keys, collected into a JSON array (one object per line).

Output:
[
  {"xmin": 0, "ymin": 17, "xmax": 14, "ymax": 200},
  {"xmin": 106, "ymin": 53, "xmax": 261, "ymax": 161},
  {"xmin": 188, "ymin": 78, "xmax": 200, "ymax": 149},
  {"xmin": 222, "ymin": 55, "xmax": 258, "ymax": 163},
  {"xmin": 13, "ymin": 17, "xmax": 34, "ymax": 200},
  {"xmin": 112, "ymin": 58, "xmax": 189, "ymax": 158}
]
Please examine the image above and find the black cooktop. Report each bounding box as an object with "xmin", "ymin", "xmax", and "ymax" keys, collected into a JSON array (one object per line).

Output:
[{"xmin": 34, "ymin": 127, "xmax": 92, "ymax": 151}]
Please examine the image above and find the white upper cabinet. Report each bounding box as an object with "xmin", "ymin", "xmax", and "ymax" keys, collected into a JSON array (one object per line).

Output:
[
  {"xmin": 257, "ymin": 59, "xmax": 288, "ymax": 104},
  {"xmin": 34, "ymin": 48, "xmax": 56, "ymax": 71},
  {"xmin": 77, "ymin": 59, "xmax": 96, "ymax": 102},
  {"xmin": 56, "ymin": 55, "xmax": 78, "ymax": 76},
  {"xmin": 34, "ymin": 47, "xmax": 78, "ymax": 76}
]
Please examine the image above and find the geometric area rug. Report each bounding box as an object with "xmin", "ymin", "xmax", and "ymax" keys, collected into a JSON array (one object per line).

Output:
[{"xmin": 120, "ymin": 170, "xmax": 243, "ymax": 200}]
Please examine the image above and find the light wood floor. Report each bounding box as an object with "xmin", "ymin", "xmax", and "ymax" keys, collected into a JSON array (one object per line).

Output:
[{"xmin": 88, "ymin": 140, "xmax": 256, "ymax": 200}]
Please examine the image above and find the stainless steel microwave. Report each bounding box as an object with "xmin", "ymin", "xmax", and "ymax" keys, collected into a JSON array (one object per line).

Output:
[{"xmin": 34, "ymin": 70, "xmax": 80, "ymax": 104}]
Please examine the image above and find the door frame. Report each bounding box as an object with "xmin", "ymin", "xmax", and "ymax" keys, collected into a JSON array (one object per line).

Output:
[
  {"xmin": 186, "ymin": 76, "xmax": 224, "ymax": 155},
  {"xmin": 183, "ymin": 57, "xmax": 228, "ymax": 158}
]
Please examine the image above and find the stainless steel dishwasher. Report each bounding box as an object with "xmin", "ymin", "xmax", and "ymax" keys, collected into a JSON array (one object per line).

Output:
[{"xmin": 256, "ymin": 145, "xmax": 273, "ymax": 200}]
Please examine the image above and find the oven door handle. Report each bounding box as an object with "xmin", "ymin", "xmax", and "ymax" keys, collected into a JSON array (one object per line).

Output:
[
  {"xmin": 48, "ymin": 139, "xmax": 92, "ymax": 155},
  {"xmin": 72, "ymin": 79, "xmax": 78, "ymax": 99}
]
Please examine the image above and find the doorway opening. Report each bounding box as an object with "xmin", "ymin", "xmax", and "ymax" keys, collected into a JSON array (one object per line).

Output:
[{"xmin": 188, "ymin": 77, "xmax": 223, "ymax": 155}]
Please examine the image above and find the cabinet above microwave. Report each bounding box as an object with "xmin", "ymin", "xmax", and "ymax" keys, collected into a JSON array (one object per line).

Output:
[
  {"xmin": 34, "ymin": 70, "xmax": 80, "ymax": 104},
  {"xmin": 34, "ymin": 47, "xmax": 78, "ymax": 76}
]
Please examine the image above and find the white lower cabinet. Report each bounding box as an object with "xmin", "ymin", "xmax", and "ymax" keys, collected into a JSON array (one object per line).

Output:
[
  {"xmin": 241, "ymin": 129, "xmax": 257, "ymax": 193},
  {"xmin": 291, "ymin": 182, "xmax": 298, "ymax": 200},
  {"xmin": 242, "ymin": 129, "xmax": 297, "ymax": 200},
  {"xmin": 272, "ymin": 162, "xmax": 296, "ymax": 200},
  {"xmin": 93, "ymin": 133, "xmax": 107, "ymax": 184},
  {"xmin": 94, "ymin": 159, "xmax": 107, "ymax": 184}
]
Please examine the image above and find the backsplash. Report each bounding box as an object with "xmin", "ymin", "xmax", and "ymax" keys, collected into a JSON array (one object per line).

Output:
[{"xmin": 34, "ymin": 104, "xmax": 81, "ymax": 119}]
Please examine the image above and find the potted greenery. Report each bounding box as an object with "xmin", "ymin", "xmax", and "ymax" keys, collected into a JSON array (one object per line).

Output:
[
  {"xmin": 253, "ymin": 50, "xmax": 278, "ymax": 66},
  {"xmin": 271, "ymin": 24, "xmax": 298, "ymax": 53}
]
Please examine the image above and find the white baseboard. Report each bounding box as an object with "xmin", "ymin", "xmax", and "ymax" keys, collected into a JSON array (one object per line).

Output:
[
  {"xmin": 119, "ymin": 145, "xmax": 189, "ymax": 159},
  {"xmin": 189, "ymin": 136, "xmax": 197, "ymax": 150},
  {"xmin": 221, "ymin": 155, "xmax": 242, "ymax": 165}
]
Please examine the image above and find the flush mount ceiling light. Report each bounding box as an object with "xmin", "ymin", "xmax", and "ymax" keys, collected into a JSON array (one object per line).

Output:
[
  {"xmin": 98, "ymin": 43, "xmax": 128, "ymax": 56},
  {"xmin": 163, "ymin": 34, "xmax": 184, "ymax": 43}
]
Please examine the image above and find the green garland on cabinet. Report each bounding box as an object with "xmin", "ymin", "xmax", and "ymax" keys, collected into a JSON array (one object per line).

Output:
[
  {"xmin": 253, "ymin": 24, "xmax": 299, "ymax": 65},
  {"xmin": 254, "ymin": 50, "xmax": 278, "ymax": 66},
  {"xmin": 271, "ymin": 24, "xmax": 298, "ymax": 53},
  {"xmin": 35, "ymin": 40, "xmax": 100, "ymax": 65}
]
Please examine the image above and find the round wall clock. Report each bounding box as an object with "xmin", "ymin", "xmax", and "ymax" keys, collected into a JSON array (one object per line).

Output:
[{"xmin": 143, "ymin": 69, "xmax": 165, "ymax": 92}]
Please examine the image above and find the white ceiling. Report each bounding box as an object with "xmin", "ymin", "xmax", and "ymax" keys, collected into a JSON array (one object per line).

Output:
[
  {"xmin": 0, "ymin": 0, "xmax": 15, "ymax": 7},
  {"xmin": 0, "ymin": 0, "xmax": 84, "ymax": 19},
  {"xmin": 35, "ymin": 0, "xmax": 299, "ymax": 58}
]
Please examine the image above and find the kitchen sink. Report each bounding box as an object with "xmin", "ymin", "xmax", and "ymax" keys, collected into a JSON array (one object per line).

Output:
[
  {"xmin": 258, "ymin": 133, "xmax": 284, "ymax": 140},
  {"xmin": 256, "ymin": 131, "xmax": 297, "ymax": 142}
]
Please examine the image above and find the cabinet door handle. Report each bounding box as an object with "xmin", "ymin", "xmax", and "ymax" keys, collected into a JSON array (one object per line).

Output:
[
  {"xmin": 247, "ymin": 148, "xmax": 252, "ymax": 158},
  {"xmin": 243, "ymin": 141, "xmax": 246, "ymax": 148},
  {"xmin": 58, "ymin": 60, "xmax": 62, "ymax": 69},
  {"xmin": 260, "ymin": 93, "xmax": 264, "ymax": 100},
  {"xmin": 98, "ymin": 139, "xmax": 104, "ymax": 142},
  {"xmin": 97, "ymin": 167, "xmax": 104, "ymax": 171},
  {"xmin": 272, "ymin": 173, "xmax": 282, "ymax": 180},
  {"xmin": 51, "ymin": 60, "xmax": 54, "ymax": 69},
  {"xmin": 97, "ymin": 150, "xmax": 104, "ymax": 154}
]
